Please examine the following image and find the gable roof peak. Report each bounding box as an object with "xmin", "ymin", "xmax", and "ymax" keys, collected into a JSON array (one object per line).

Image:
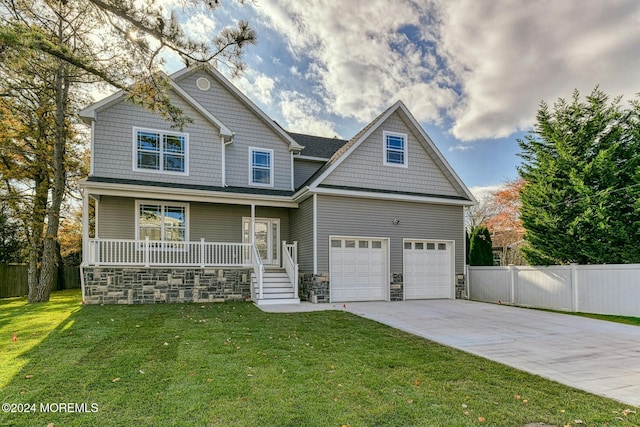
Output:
[
  {"xmin": 173, "ymin": 65, "xmax": 304, "ymax": 152},
  {"xmin": 302, "ymin": 100, "xmax": 476, "ymax": 203}
]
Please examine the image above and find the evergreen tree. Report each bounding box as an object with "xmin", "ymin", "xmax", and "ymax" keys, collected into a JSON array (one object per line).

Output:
[
  {"xmin": 469, "ymin": 225, "xmax": 493, "ymax": 266},
  {"xmin": 518, "ymin": 88, "xmax": 640, "ymax": 264}
]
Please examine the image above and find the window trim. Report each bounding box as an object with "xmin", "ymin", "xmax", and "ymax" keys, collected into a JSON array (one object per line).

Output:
[
  {"xmin": 132, "ymin": 127, "xmax": 189, "ymax": 175},
  {"xmin": 383, "ymin": 131, "xmax": 408, "ymax": 168},
  {"xmin": 135, "ymin": 200, "xmax": 190, "ymax": 243},
  {"xmin": 248, "ymin": 147, "xmax": 274, "ymax": 187}
]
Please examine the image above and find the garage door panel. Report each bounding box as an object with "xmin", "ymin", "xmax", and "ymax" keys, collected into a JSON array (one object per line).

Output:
[
  {"xmin": 331, "ymin": 238, "xmax": 388, "ymax": 302},
  {"xmin": 404, "ymin": 240, "xmax": 452, "ymax": 300}
]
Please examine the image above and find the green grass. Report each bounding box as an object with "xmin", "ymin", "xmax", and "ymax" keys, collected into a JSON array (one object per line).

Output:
[
  {"xmin": 570, "ymin": 312, "xmax": 640, "ymax": 327},
  {"xmin": 0, "ymin": 290, "xmax": 637, "ymax": 427}
]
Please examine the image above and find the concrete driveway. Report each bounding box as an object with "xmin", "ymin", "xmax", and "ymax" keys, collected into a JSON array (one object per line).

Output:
[
  {"xmin": 261, "ymin": 299, "xmax": 640, "ymax": 406},
  {"xmin": 345, "ymin": 300, "xmax": 640, "ymax": 407}
]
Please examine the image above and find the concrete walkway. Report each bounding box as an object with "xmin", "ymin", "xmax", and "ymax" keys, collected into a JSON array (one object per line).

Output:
[{"xmin": 261, "ymin": 300, "xmax": 640, "ymax": 407}]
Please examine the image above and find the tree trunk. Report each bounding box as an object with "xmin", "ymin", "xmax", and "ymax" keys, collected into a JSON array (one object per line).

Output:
[
  {"xmin": 34, "ymin": 57, "xmax": 70, "ymax": 302},
  {"xmin": 27, "ymin": 149, "xmax": 51, "ymax": 302}
]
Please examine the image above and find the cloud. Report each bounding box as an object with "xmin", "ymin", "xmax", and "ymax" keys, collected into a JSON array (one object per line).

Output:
[
  {"xmin": 183, "ymin": 12, "xmax": 217, "ymax": 44},
  {"xmin": 233, "ymin": 71, "xmax": 276, "ymax": 105},
  {"xmin": 438, "ymin": 0, "xmax": 640, "ymax": 141},
  {"xmin": 250, "ymin": 0, "xmax": 640, "ymax": 143},
  {"xmin": 448, "ymin": 144, "xmax": 473, "ymax": 152},
  {"xmin": 469, "ymin": 185, "xmax": 501, "ymax": 201},
  {"xmin": 278, "ymin": 91, "xmax": 341, "ymax": 137},
  {"xmin": 254, "ymin": 0, "xmax": 456, "ymax": 126}
]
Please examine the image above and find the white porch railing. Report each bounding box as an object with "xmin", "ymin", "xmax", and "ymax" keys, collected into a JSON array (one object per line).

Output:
[
  {"xmin": 282, "ymin": 241, "xmax": 298, "ymax": 298},
  {"xmin": 87, "ymin": 237, "xmax": 254, "ymax": 267},
  {"xmin": 251, "ymin": 244, "xmax": 264, "ymax": 301}
]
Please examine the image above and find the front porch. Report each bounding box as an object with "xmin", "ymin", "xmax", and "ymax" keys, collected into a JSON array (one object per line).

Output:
[{"xmin": 81, "ymin": 239, "xmax": 300, "ymax": 305}]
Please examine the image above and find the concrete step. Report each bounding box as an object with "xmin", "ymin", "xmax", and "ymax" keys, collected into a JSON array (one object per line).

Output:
[
  {"xmin": 263, "ymin": 275, "xmax": 290, "ymax": 282},
  {"xmin": 260, "ymin": 292, "xmax": 296, "ymax": 299},
  {"xmin": 261, "ymin": 286, "xmax": 293, "ymax": 293},
  {"xmin": 255, "ymin": 297, "xmax": 301, "ymax": 306}
]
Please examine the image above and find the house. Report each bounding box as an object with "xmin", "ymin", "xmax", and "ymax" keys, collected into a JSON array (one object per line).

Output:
[{"xmin": 78, "ymin": 64, "xmax": 476, "ymax": 305}]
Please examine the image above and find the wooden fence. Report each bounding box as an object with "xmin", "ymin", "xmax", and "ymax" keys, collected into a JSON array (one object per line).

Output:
[
  {"xmin": 468, "ymin": 264, "xmax": 640, "ymax": 317},
  {"xmin": 0, "ymin": 264, "xmax": 81, "ymax": 299}
]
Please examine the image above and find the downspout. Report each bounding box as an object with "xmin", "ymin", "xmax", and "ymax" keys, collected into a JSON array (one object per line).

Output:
[
  {"xmin": 221, "ymin": 135, "xmax": 234, "ymax": 187},
  {"xmin": 290, "ymin": 151, "xmax": 294, "ymax": 191},
  {"xmin": 313, "ymin": 193, "xmax": 317, "ymax": 275},
  {"xmin": 221, "ymin": 136, "xmax": 226, "ymax": 186},
  {"xmin": 90, "ymin": 121, "xmax": 95, "ymax": 175}
]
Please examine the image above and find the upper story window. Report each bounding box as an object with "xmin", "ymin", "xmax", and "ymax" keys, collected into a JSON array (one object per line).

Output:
[
  {"xmin": 134, "ymin": 127, "xmax": 188, "ymax": 174},
  {"xmin": 249, "ymin": 147, "xmax": 273, "ymax": 187},
  {"xmin": 383, "ymin": 131, "xmax": 408, "ymax": 167}
]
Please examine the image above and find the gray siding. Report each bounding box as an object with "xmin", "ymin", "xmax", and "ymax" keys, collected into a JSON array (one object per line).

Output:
[
  {"xmin": 175, "ymin": 70, "xmax": 293, "ymax": 190},
  {"xmin": 289, "ymin": 197, "xmax": 314, "ymax": 272},
  {"xmin": 93, "ymin": 91, "xmax": 223, "ymax": 187},
  {"xmin": 294, "ymin": 158, "xmax": 324, "ymax": 188},
  {"xmin": 98, "ymin": 196, "xmax": 289, "ymax": 242},
  {"xmin": 190, "ymin": 203, "xmax": 250, "ymax": 242},
  {"xmin": 98, "ymin": 196, "xmax": 135, "ymax": 239},
  {"xmin": 323, "ymin": 111, "xmax": 463, "ymax": 197},
  {"xmin": 316, "ymin": 195, "xmax": 464, "ymax": 274}
]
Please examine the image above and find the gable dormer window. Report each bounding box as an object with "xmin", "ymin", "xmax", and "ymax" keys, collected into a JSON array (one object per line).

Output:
[
  {"xmin": 249, "ymin": 147, "xmax": 274, "ymax": 187},
  {"xmin": 134, "ymin": 127, "xmax": 188, "ymax": 175},
  {"xmin": 383, "ymin": 131, "xmax": 408, "ymax": 167}
]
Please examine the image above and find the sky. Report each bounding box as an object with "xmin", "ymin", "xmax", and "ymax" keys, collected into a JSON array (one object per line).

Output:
[{"xmin": 159, "ymin": 0, "xmax": 640, "ymax": 197}]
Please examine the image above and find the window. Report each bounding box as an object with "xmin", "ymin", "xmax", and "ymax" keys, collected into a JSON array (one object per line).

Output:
[
  {"xmin": 134, "ymin": 128, "xmax": 187, "ymax": 174},
  {"xmin": 383, "ymin": 131, "xmax": 407, "ymax": 167},
  {"xmin": 249, "ymin": 148, "xmax": 273, "ymax": 186},
  {"xmin": 137, "ymin": 201, "xmax": 188, "ymax": 242}
]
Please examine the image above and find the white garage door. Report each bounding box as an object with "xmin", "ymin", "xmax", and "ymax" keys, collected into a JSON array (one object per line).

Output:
[
  {"xmin": 330, "ymin": 237, "xmax": 387, "ymax": 302},
  {"xmin": 404, "ymin": 240, "xmax": 453, "ymax": 299}
]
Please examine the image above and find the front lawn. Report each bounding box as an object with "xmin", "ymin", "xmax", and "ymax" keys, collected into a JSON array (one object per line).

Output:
[{"xmin": 0, "ymin": 290, "xmax": 637, "ymax": 426}]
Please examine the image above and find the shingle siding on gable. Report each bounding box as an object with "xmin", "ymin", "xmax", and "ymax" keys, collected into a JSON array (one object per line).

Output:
[
  {"xmin": 316, "ymin": 195, "xmax": 464, "ymax": 274},
  {"xmin": 322, "ymin": 111, "xmax": 461, "ymax": 197},
  {"xmin": 294, "ymin": 159, "xmax": 324, "ymax": 188},
  {"xmin": 92, "ymin": 91, "xmax": 222, "ymax": 187},
  {"xmin": 175, "ymin": 71, "xmax": 293, "ymax": 190}
]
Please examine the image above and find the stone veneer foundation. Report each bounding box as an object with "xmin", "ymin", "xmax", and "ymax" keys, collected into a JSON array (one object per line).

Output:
[
  {"xmin": 390, "ymin": 272, "xmax": 403, "ymax": 301},
  {"xmin": 298, "ymin": 272, "xmax": 330, "ymax": 303},
  {"xmin": 82, "ymin": 267, "xmax": 252, "ymax": 304},
  {"xmin": 82, "ymin": 267, "xmax": 466, "ymax": 305}
]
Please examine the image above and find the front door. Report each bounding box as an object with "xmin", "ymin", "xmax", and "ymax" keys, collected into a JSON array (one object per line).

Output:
[{"xmin": 243, "ymin": 218, "xmax": 280, "ymax": 267}]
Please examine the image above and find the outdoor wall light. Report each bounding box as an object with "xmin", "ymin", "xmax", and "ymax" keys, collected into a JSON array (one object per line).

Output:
[{"xmin": 392, "ymin": 219, "xmax": 400, "ymax": 225}]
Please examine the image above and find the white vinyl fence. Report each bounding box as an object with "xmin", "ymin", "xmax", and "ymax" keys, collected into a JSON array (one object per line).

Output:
[{"xmin": 468, "ymin": 264, "xmax": 640, "ymax": 317}]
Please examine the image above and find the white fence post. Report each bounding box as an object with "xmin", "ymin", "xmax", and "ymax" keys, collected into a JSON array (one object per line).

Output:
[
  {"xmin": 571, "ymin": 263, "xmax": 579, "ymax": 312},
  {"xmin": 465, "ymin": 264, "xmax": 470, "ymax": 299},
  {"xmin": 509, "ymin": 265, "xmax": 516, "ymax": 304}
]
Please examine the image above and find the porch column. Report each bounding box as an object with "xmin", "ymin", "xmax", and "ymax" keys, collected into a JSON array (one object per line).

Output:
[
  {"xmin": 250, "ymin": 203, "xmax": 255, "ymax": 245},
  {"xmin": 82, "ymin": 190, "xmax": 89, "ymax": 265}
]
